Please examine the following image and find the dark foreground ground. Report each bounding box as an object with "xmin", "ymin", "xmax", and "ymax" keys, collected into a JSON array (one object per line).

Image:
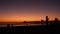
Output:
[{"xmin": 0, "ymin": 25, "xmax": 60, "ymax": 34}]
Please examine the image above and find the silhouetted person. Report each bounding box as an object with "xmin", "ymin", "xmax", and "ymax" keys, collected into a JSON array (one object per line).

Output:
[
  {"xmin": 54, "ymin": 18, "xmax": 58, "ymax": 24},
  {"xmin": 46, "ymin": 16, "xmax": 49, "ymax": 26}
]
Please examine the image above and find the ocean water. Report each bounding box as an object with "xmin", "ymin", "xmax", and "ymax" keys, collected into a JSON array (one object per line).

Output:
[{"xmin": 0, "ymin": 23, "xmax": 46, "ymax": 27}]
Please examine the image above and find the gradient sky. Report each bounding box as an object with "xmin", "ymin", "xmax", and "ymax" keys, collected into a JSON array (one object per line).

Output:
[{"xmin": 0, "ymin": 0, "xmax": 60, "ymax": 22}]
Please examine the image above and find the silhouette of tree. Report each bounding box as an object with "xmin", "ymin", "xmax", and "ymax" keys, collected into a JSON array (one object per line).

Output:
[
  {"xmin": 41, "ymin": 20, "xmax": 44, "ymax": 24},
  {"xmin": 24, "ymin": 21, "xmax": 26, "ymax": 23},
  {"xmin": 54, "ymin": 18, "xmax": 58, "ymax": 24}
]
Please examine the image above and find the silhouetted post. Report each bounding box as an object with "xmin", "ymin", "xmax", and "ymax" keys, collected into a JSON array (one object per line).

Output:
[
  {"xmin": 54, "ymin": 18, "xmax": 58, "ymax": 24},
  {"xmin": 46, "ymin": 16, "xmax": 49, "ymax": 26},
  {"xmin": 7, "ymin": 24, "xmax": 10, "ymax": 27},
  {"xmin": 12, "ymin": 24, "xmax": 13, "ymax": 27}
]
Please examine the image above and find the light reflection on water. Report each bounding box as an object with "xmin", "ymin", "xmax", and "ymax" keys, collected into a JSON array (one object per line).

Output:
[{"xmin": 0, "ymin": 23, "xmax": 46, "ymax": 27}]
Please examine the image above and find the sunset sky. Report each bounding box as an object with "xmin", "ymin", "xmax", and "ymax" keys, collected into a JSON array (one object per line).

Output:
[{"xmin": 0, "ymin": 0, "xmax": 60, "ymax": 22}]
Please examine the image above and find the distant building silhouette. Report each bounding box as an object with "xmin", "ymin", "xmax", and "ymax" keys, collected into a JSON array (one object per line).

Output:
[{"xmin": 46, "ymin": 16, "xmax": 49, "ymax": 26}]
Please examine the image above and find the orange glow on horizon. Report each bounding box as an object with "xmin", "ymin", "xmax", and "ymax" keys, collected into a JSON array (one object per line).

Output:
[
  {"xmin": 0, "ymin": 13, "xmax": 60, "ymax": 22},
  {"xmin": 0, "ymin": 16, "xmax": 60, "ymax": 22}
]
